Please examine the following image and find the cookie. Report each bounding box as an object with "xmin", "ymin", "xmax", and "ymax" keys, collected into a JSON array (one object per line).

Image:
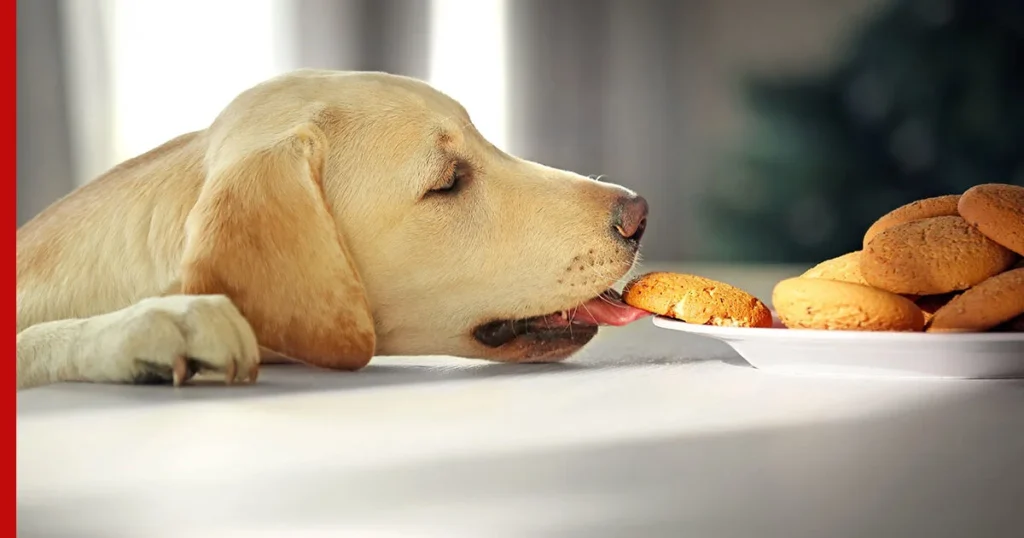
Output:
[
  {"xmin": 861, "ymin": 215, "xmax": 1019, "ymax": 295},
  {"xmin": 622, "ymin": 272, "xmax": 773, "ymax": 328},
  {"xmin": 862, "ymin": 194, "xmax": 961, "ymax": 248},
  {"xmin": 926, "ymin": 268, "xmax": 1024, "ymax": 333},
  {"xmin": 800, "ymin": 250, "xmax": 869, "ymax": 286},
  {"xmin": 772, "ymin": 277, "xmax": 925, "ymax": 332},
  {"xmin": 958, "ymin": 183, "xmax": 1024, "ymax": 256}
]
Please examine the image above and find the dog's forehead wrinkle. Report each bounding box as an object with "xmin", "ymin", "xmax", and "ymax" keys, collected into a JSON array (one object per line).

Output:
[
  {"xmin": 434, "ymin": 127, "xmax": 463, "ymax": 150},
  {"xmin": 433, "ymin": 111, "xmax": 475, "ymax": 138}
]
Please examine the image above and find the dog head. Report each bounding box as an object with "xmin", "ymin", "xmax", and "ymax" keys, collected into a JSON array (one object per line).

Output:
[{"xmin": 182, "ymin": 70, "xmax": 649, "ymax": 368}]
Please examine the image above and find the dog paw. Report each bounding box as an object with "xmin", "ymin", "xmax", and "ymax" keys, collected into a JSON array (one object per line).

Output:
[{"xmin": 85, "ymin": 295, "xmax": 260, "ymax": 386}]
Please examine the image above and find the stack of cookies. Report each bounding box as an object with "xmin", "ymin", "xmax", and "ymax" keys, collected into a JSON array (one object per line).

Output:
[
  {"xmin": 773, "ymin": 183, "xmax": 1024, "ymax": 332},
  {"xmin": 621, "ymin": 183, "xmax": 1023, "ymax": 334}
]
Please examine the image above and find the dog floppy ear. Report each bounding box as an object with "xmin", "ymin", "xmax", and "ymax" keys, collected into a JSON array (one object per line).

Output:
[{"xmin": 180, "ymin": 124, "xmax": 375, "ymax": 370}]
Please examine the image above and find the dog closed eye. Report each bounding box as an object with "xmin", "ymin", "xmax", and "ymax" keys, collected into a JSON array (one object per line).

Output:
[{"xmin": 425, "ymin": 161, "xmax": 469, "ymax": 197}]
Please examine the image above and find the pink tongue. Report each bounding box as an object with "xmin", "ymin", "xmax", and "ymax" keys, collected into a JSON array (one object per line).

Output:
[{"xmin": 571, "ymin": 293, "xmax": 651, "ymax": 326}]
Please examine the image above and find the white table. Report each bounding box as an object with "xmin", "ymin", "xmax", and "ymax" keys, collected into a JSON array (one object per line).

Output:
[{"xmin": 17, "ymin": 265, "xmax": 1024, "ymax": 538}]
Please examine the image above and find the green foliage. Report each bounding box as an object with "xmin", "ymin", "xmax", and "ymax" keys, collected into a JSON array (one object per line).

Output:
[{"xmin": 697, "ymin": 0, "xmax": 1024, "ymax": 263}]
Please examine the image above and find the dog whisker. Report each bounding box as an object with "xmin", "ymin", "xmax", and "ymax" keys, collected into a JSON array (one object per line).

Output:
[
  {"xmin": 584, "ymin": 263, "xmax": 629, "ymax": 293},
  {"xmin": 593, "ymin": 267, "xmax": 624, "ymax": 285},
  {"xmin": 579, "ymin": 301, "xmax": 597, "ymax": 321},
  {"xmin": 580, "ymin": 253, "xmax": 645, "ymax": 309}
]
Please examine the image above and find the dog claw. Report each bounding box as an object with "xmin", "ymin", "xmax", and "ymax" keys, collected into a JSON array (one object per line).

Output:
[
  {"xmin": 172, "ymin": 356, "xmax": 188, "ymax": 387},
  {"xmin": 225, "ymin": 360, "xmax": 237, "ymax": 385}
]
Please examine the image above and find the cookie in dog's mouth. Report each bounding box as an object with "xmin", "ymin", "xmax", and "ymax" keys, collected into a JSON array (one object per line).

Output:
[{"xmin": 472, "ymin": 289, "xmax": 650, "ymax": 348}]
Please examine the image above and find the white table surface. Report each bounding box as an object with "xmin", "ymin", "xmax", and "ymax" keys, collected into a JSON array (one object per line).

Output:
[{"xmin": 16, "ymin": 265, "xmax": 1024, "ymax": 538}]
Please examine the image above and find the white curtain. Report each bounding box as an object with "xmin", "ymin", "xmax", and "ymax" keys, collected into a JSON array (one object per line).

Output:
[
  {"xmin": 59, "ymin": 0, "xmax": 299, "ymax": 186},
  {"xmin": 59, "ymin": 0, "xmax": 114, "ymax": 187}
]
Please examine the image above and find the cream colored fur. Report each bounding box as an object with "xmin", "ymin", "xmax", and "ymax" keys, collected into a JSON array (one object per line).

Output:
[{"xmin": 16, "ymin": 69, "xmax": 643, "ymax": 390}]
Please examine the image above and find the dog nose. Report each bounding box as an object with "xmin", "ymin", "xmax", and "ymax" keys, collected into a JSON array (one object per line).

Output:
[{"xmin": 612, "ymin": 194, "xmax": 648, "ymax": 244}]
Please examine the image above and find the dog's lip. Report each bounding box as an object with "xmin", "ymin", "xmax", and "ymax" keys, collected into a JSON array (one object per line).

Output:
[{"xmin": 472, "ymin": 289, "xmax": 650, "ymax": 348}]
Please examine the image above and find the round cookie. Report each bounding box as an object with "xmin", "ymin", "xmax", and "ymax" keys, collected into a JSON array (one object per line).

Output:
[
  {"xmin": 800, "ymin": 250, "xmax": 869, "ymax": 286},
  {"xmin": 622, "ymin": 272, "xmax": 773, "ymax": 328},
  {"xmin": 927, "ymin": 268, "xmax": 1024, "ymax": 333},
  {"xmin": 863, "ymin": 194, "xmax": 961, "ymax": 248},
  {"xmin": 772, "ymin": 277, "xmax": 924, "ymax": 332},
  {"xmin": 958, "ymin": 183, "xmax": 1024, "ymax": 256},
  {"xmin": 861, "ymin": 215, "xmax": 1018, "ymax": 295}
]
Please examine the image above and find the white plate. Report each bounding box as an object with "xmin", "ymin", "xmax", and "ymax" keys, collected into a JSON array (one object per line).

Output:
[{"xmin": 652, "ymin": 315, "xmax": 1024, "ymax": 379}]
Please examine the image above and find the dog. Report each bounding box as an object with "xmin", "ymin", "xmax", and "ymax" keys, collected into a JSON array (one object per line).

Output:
[{"xmin": 16, "ymin": 69, "xmax": 650, "ymax": 390}]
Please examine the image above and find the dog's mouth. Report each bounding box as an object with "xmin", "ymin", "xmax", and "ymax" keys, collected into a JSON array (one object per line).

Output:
[{"xmin": 472, "ymin": 289, "xmax": 650, "ymax": 348}]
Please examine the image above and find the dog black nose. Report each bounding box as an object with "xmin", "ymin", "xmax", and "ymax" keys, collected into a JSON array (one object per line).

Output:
[{"xmin": 612, "ymin": 194, "xmax": 648, "ymax": 244}]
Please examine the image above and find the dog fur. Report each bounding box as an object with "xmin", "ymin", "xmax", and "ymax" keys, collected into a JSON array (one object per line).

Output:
[{"xmin": 16, "ymin": 69, "xmax": 646, "ymax": 390}]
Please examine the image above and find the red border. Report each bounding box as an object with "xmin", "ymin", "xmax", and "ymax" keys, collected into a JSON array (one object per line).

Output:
[{"xmin": 10, "ymin": 0, "xmax": 19, "ymax": 531}]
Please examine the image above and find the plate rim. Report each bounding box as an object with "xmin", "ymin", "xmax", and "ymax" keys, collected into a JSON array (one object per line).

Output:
[{"xmin": 651, "ymin": 315, "xmax": 1024, "ymax": 343}]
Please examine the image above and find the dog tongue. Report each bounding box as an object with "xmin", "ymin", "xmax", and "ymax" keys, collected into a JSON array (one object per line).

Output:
[{"xmin": 572, "ymin": 291, "xmax": 650, "ymax": 326}]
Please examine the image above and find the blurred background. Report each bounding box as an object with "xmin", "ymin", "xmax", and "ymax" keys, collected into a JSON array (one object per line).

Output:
[{"xmin": 18, "ymin": 0, "xmax": 1024, "ymax": 264}]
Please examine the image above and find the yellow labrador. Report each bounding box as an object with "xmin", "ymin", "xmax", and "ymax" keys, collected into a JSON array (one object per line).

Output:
[{"xmin": 16, "ymin": 69, "xmax": 650, "ymax": 390}]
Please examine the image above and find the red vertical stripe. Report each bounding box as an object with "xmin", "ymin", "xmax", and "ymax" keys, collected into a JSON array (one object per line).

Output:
[{"xmin": 10, "ymin": 0, "xmax": 19, "ymax": 533}]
